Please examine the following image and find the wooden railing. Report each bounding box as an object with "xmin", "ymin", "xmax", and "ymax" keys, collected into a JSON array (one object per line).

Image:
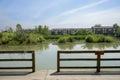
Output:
[
  {"xmin": 57, "ymin": 50, "xmax": 120, "ymax": 72},
  {"xmin": 0, "ymin": 51, "xmax": 35, "ymax": 72}
]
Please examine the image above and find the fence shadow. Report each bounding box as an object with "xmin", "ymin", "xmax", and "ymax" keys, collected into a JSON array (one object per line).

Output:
[
  {"xmin": 0, "ymin": 71, "xmax": 32, "ymax": 76},
  {"xmin": 51, "ymin": 71, "xmax": 120, "ymax": 75}
]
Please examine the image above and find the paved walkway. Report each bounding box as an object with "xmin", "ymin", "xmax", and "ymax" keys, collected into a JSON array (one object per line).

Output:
[{"xmin": 0, "ymin": 70, "xmax": 120, "ymax": 80}]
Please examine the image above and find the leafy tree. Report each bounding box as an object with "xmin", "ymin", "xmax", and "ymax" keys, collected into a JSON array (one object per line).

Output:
[
  {"xmin": 35, "ymin": 25, "xmax": 50, "ymax": 35},
  {"xmin": 116, "ymin": 28, "xmax": 120, "ymax": 37},
  {"xmin": 113, "ymin": 23, "xmax": 119, "ymax": 29},
  {"xmin": 113, "ymin": 23, "xmax": 120, "ymax": 37},
  {"xmin": 8, "ymin": 27, "xmax": 14, "ymax": 33},
  {"xmin": 1, "ymin": 32, "xmax": 14, "ymax": 44},
  {"xmin": 42, "ymin": 25, "xmax": 50, "ymax": 35},
  {"xmin": 93, "ymin": 24, "xmax": 101, "ymax": 27},
  {"xmin": 15, "ymin": 24, "xmax": 27, "ymax": 43},
  {"xmin": 16, "ymin": 24, "xmax": 22, "ymax": 32}
]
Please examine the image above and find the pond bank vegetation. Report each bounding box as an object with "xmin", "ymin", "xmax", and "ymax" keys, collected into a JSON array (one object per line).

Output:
[{"xmin": 0, "ymin": 23, "xmax": 120, "ymax": 45}]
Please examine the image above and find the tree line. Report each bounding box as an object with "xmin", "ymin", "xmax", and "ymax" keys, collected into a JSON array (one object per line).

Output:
[{"xmin": 0, "ymin": 23, "xmax": 120, "ymax": 44}]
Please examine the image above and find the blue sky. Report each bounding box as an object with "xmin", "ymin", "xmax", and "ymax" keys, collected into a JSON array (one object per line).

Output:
[{"xmin": 0, "ymin": 0, "xmax": 120, "ymax": 30}]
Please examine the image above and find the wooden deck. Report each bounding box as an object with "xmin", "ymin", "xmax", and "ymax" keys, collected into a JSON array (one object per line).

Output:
[{"xmin": 0, "ymin": 70, "xmax": 120, "ymax": 80}]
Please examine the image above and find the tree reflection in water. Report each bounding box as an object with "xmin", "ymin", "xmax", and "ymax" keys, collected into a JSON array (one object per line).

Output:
[
  {"xmin": 0, "ymin": 43, "xmax": 49, "ymax": 51},
  {"xmin": 82, "ymin": 43, "xmax": 120, "ymax": 50}
]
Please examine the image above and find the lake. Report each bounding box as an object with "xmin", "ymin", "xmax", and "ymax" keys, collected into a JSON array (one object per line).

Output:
[{"xmin": 0, "ymin": 42, "xmax": 120, "ymax": 71}]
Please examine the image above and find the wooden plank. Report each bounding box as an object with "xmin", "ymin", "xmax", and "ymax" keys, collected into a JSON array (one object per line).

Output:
[
  {"xmin": 101, "ymin": 58, "xmax": 120, "ymax": 61},
  {"xmin": 0, "ymin": 67, "xmax": 32, "ymax": 69},
  {"xmin": 58, "ymin": 50, "xmax": 94, "ymax": 53},
  {"xmin": 0, "ymin": 59, "xmax": 32, "ymax": 61},
  {"xmin": 58, "ymin": 50, "xmax": 120, "ymax": 54},
  {"xmin": 0, "ymin": 51, "xmax": 34, "ymax": 54},
  {"xmin": 104, "ymin": 50, "xmax": 120, "ymax": 53},
  {"xmin": 60, "ymin": 66, "xmax": 96, "ymax": 69},
  {"xmin": 60, "ymin": 58, "xmax": 97, "ymax": 61},
  {"xmin": 101, "ymin": 66, "xmax": 120, "ymax": 68}
]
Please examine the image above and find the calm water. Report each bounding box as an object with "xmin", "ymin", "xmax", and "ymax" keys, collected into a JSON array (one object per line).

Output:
[{"xmin": 0, "ymin": 42, "xmax": 120, "ymax": 71}]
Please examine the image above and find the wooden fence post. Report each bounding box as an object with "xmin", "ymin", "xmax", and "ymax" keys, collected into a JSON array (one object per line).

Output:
[
  {"xmin": 95, "ymin": 51, "xmax": 104, "ymax": 72},
  {"xmin": 32, "ymin": 51, "xmax": 35, "ymax": 72},
  {"xmin": 57, "ymin": 51, "xmax": 60, "ymax": 72}
]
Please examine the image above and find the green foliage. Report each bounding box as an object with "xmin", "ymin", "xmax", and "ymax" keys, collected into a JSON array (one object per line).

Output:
[
  {"xmin": 73, "ymin": 36, "xmax": 86, "ymax": 40},
  {"xmin": 1, "ymin": 32, "xmax": 14, "ymax": 44},
  {"xmin": 28, "ymin": 33, "xmax": 45, "ymax": 43},
  {"xmin": 85, "ymin": 35, "xmax": 96, "ymax": 43},
  {"xmin": 44, "ymin": 35, "xmax": 61, "ymax": 39},
  {"xmin": 35, "ymin": 25, "xmax": 50, "ymax": 35},
  {"xmin": 16, "ymin": 24, "xmax": 22, "ymax": 32},
  {"xmin": 104, "ymin": 36, "xmax": 115, "ymax": 42},
  {"xmin": 8, "ymin": 40, "xmax": 20, "ymax": 45},
  {"xmin": 116, "ymin": 28, "xmax": 120, "ymax": 37},
  {"xmin": 93, "ymin": 24, "xmax": 101, "ymax": 27},
  {"xmin": 14, "ymin": 32, "xmax": 28, "ymax": 43},
  {"xmin": 85, "ymin": 35, "xmax": 115, "ymax": 43},
  {"xmin": 8, "ymin": 27, "xmax": 14, "ymax": 33},
  {"xmin": 57, "ymin": 36, "xmax": 75, "ymax": 43},
  {"xmin": 57, "ymin": 37, "xmax": 67, "ymax": 43}
]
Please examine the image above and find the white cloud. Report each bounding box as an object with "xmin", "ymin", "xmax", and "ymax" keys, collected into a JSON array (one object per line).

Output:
[
  {"xmin": 54, "ymin": 8, "xmax": 120, "ymax": 28},
  {"xmin": 60, "ymin": 0, "xmax": 109, "ymax": 16},
  {"xmin": 43, "ymin": 0, "xmax": 120, "ymax": 28}
]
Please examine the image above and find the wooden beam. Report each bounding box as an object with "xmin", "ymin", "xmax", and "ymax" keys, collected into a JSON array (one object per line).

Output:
[
  {"xmin": 0, "ymin": 59, "xmax": 32, "ymax": 61},
  {"xmin": 0, "ymin": 67, "xmax": 32, "ymax": 69}
]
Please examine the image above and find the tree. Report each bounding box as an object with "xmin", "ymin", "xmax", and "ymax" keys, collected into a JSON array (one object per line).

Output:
[
  {"xmin": 113, "ymin": 23, "xmax": 119, "ymax": 32},
  {"xmin": 42, "ymin": 25, "xmax": 50, "ymax": 35},
  {"xmin": 93, "ymin": 24, "xmax": 101, "ymax": 27},
  {"xmin": 113, "ymin": 23, "xmax": 120, "ymax": 37},
  {"xmin": 35, "ymin": 25, "xmax": 50, "ymax": 35},
  {"xmin": 113, "ymin": 23, "xmax": 119, "ymax": 29},
  {"xmin": 15, "ymin": 24, "xmax": 27, "ymax": 43},
  {"xmin": 16, "ymin": 24, "xmax": 22, "ymax": 32},
  {"xmin": 116, "ymin": 28, "xmax": 120, "ymax": 37},
  {"xmin": 8, "ymin": 27, "xmax": 14, "ymax": 33}
]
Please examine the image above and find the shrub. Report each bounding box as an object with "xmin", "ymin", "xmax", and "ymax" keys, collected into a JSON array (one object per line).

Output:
[
  {"xmin": 73, "ymin": 36, "xmax": 86, "ymax": 40},
  {"xmin": 105, "ymin": 36, "xmax": 115, "ymax": 42},
  {"xmin": 1, "ymin": 32, "xmax": 14, "ymax": 44},
  {"xmin": 57, "ymin": 37, "xmax": 67, "ymax": 43},
  {"xmin": 28, "ymin": 33, "xmax": 45, "ymax": 43},
  {"xmin": 67, "ymin": 36, "xmax": 75, "ymax": 42},
  {"xmin": 8, "ymin": 40, "xmax": 20, "ymax": 45},
  {"xmin": 57, "ymin": 36, "xmax": 75, "ymax": 43},
  {"xmin": 85, "ymin": 35, "xmax": 95, "ymax": 42},
  {"xmin": 97, "ymin": 35, "xmax": 105, "ymax": 42},
  {"xmin": 85, "ymin": 35, "xmax": 115, "ymax": 43}
]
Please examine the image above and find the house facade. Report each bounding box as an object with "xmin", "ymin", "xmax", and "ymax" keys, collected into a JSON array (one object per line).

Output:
[
  {"xmin": 51, "ymin": 26, "xmax": 115, "ymax": 35},
  {"xmin": 92, "ymin": 26, "xmax": 115, "ymax": 35},
  {"xmin": 51, "ymin": 28, "xmax": 91, "ymax": 35}
]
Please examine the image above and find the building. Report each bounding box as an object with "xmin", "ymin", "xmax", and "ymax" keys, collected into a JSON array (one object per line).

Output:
[
  {"xmin": 51, "ymin": 26, "xmax": 115, "ymax": 35},
  {"xmin": 51, "ymin": 28, "xmax": 91, "ymax": 35},
  {"xmin": 92, "ymin": 26, "xmax": 115, "ymax": 35}
]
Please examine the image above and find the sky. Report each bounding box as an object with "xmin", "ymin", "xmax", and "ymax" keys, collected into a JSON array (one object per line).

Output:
[{"xmin": 0, "ymin": 0, "xmax": 120, "ymax": 30}]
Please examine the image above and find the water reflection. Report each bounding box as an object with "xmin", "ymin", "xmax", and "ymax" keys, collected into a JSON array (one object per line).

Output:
[
  {"xmin": 0, "ymin": 42, "xmax": 120, "ymax": 51},
  {"xmin": 82, "ymin": 43, "xmax": 120, "ymax": 50},
  {"xmin": 56, "ymin": 43, "xmax": 76, "ymax": 50},
  {"xmin": 0, "ymin": 43, "xmax": 49, "ymax": 51}
]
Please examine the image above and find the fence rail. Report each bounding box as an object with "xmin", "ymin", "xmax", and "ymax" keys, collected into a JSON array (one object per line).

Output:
[
  {"xmin": 0, "ymin": 51, "xmax": 35, "ymax": 72},
  {"xmin": 57, "ymin": 50, "xmax": 120, "ymax": 72}
]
